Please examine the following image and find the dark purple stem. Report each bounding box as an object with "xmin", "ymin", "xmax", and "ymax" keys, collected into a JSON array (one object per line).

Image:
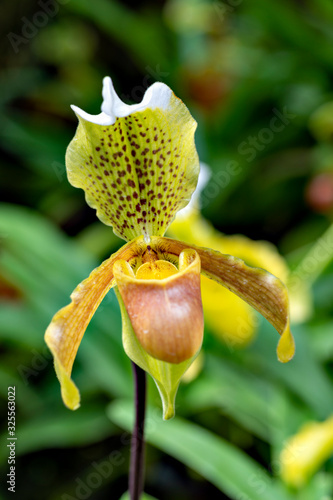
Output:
[{"xmin": 129, "ymin": 362, "xmax": 147, "ymax": 500}]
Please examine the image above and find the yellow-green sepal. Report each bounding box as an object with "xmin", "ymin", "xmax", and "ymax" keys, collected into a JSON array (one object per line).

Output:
[
  {"xmin": 66, "ymin": 79, "xmax": 199, "ymax": 242},
  {"xmin": 115, "ymin": 287, "xmax": 197, "ymax": 420}
]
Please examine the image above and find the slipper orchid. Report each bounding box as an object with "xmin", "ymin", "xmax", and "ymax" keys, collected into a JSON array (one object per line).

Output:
[{"xmin": 45, "ymin": 77, "xmax": 295, "ymax": 419}]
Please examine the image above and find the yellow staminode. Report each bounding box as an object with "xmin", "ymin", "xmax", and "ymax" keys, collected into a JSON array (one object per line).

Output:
[{"xmin": 136, "ymin": 260, "xmax": 178, "ymax": 280}]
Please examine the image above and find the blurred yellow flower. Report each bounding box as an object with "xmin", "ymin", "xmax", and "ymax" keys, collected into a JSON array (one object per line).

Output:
[{"xmin": 280, "ymin": 416, "xmax": 333, "ymax": 488}]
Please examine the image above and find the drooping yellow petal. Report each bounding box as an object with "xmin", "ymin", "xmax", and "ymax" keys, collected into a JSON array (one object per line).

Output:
[
  {"xmin": 66, "ymin": 77, "xmax": 199, "ymax": 242},
  {"xmin": 280, "ymin": 416, "xmax": 333, "ymax": 487},
  {"xmin": 152, "ymin": 236, "xmax": 295, "ymax": 362},
  {"xmin": 114, "ymin": 249, "xmax": 203, "ymax": 364},
  {"xmin": 169, "ymin": 210, "xmax": 291, "ymax": 346},
  {"xmin": 44, "ymin": 237, "xmax": 144, "ymax": 410}
]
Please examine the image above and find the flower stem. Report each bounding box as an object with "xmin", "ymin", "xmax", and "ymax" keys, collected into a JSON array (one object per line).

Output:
[{"xmin": 129, "ymin": 362, "xmax": 147, "ymax": 500}]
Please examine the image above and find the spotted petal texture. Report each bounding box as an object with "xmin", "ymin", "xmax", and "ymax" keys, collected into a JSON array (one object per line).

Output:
[{"xmin": 66, "ymin": 79, "xmax": 199, "ymax": 241}]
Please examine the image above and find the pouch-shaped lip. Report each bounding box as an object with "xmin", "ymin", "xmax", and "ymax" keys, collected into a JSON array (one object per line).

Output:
[{"xmin": 113, "ymin": 249, "xmax": 204, "ymax": 363}]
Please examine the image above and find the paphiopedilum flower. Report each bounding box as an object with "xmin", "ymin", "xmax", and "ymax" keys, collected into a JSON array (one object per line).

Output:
[{"xmin": 45, "ymin": 77, "xmax": 295, "ymax": 419}]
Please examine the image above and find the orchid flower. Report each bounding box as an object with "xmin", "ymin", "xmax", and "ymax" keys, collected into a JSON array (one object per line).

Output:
[{"xmin": 45, "ymin": 77, "xmax": 295, "ymax": 420}]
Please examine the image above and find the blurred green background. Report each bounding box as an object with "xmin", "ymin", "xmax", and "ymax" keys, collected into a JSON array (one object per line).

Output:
[{"xmin": 1, "ymin": 1, "xmax": 333, "ymax": 499}]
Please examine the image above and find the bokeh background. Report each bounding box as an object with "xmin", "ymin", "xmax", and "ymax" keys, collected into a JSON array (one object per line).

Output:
[{"xmin": 1, "ymin": 1, "xmax": 333, "ymax": 499}]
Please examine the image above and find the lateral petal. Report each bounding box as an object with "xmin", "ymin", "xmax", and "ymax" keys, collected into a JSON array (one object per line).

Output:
[
  {"xmin": 170, "ymin": 209, "xmax": 290, "ymax": 347},
  {"xmin": 152, "ymin": 237, "xmax": 295, "ymax": 362},
  {"xmin": 45, "ymin": 237, "xmax": 144, "ymax": 410}
]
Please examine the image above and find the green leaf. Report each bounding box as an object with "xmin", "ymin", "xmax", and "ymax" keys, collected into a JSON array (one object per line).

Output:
[
  {"xmin": 307, "ymin": 321, "xmax": 333, "ymax": 361},
  {"xmin": 0, "ymin": 407, "xmax": 115, "ymax": 461},
  {"xmin": 249, "ymin": 0, "xmax": 333, "ymax": 71},
  {"xmin": 81, "ymin": 332, "xmax": 132, "ymax": 399},
  {"xmin": 247, "ymin": 323, "xmax": 333, "ymax": 419},
  {"xmin": 66, "ymin": 0, "xmax": 170, "ymax": 68},
  {"xmin": 184, "ymin": 354, "xmax": 305, "ymax": 443},
  {"xmin": 108, "ymin": 400, "xmax": 292, "ymax": 500},
  {"xmin": 297, "ymin": 473, "xmax": 333, "ymax": 500}
]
